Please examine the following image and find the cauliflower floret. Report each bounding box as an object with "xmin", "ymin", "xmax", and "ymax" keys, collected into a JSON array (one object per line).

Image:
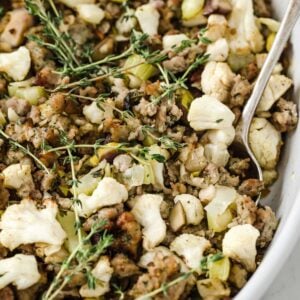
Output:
[
  {"xmin": 77, "ymin": 177, "xmax": 128, "ymax": 217},
  {"xmin": 207, "ymin": 38, "xmax": 229, "ymax": 62},
  {"xmin": 205, "ymin": 15, "xmax": 228, "ymax": 42},
  {"xmin": 179, "ymin": 145, "xmax": 207, "ymax": 173},
  {"xmin": 203, "ymin": 127, "xmax": 235, "ymax": 167},
  {"xmin": 249, "ymin": 118, "xmax": 282, "ymax": 170},
  {"xmin": 131, "ymin": 194, "xmax": 166, "ymax": 250},
  {"xmin": 188, "ymin": 95, "xmax": 235, "ymax": 131},
  {"xmin": 205, "ymin": 186, "xmax": 237, "ymax": 217},
  {"xmin": 0, "ymin": 47, "xmax": 31, "ymax": 81},
  {"xmin": 76, "ymin": 4, "xmax": 105, "ymax": 24},
  {"xmin": 116, "ymin": 9, "xmax": 137, "ymax": 35},
  {"xmin": 2, "ymin": 163, "xmax": 34, "ymax": 192},
  {"xmin": 228, "ymin": 0, "xmax": 264, "ymax": 55},
  {"xmin": 0, "ymin": 254, "xmax": 40, "ymax": 290},
  {"xmin": 201, "ymin": 61, "xmax": 235, "ymax": 102},
  {"xmin": 174, "ymin": 194, "xmax": 204, "ymax": 225},
  {"xmin": 204, "ymin": 143, "xmax": 231, "ymax": 167},
  {"xmin": 0, "ymin": 200, "xmax": 66, "ymax": 256},
  {"xmin": 205, "ymin": 127, "xmax": 236, "ymax": 146},
  {"xmin": 83, "ymin": 101, "xmax": 113, "ymax": 124},
  {"xmin": 135, "ymin": 4, "xmax": 160, "ymax": 36},
  {"xmin": 222, "ymin": 224, "xmax": 260, "ymax": 272},
  {"xmin": 80, "ymin": 256, "xmax": 113, "ymax": 297},
  {"xmin": 257, "ymin": 75, "xmax": 293, "ymax": 112},
  {"xmin": 170, "ymin": 234, "xmax": 211, "ymax": 273},
  {"xmin": 199, "ymin": 185, "xmax": 216, "ymax": 203},
  {"xmin": 163, "ymin": 34, "xmax": 189, "ymax": 51}
]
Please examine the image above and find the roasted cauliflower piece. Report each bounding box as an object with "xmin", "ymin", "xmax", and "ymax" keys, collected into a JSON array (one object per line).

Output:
[
  {"xmin": 223, "ymin": 224, "xmax": 260, "ymax": 271},
  {"xmin": 77, "ymin": 177, "xmax": 128, "ymax": 217},
  {"xmin": 201, "ymin": 61, "xmax": 235, "ymax": 102},
  {"xmin": 249, "ymin": 118, "xmax": 282, "ymax": 170},
  {"xmin": 228, "ymin": 0, "xmax": 264, "ymax": 55},
  {"xmin": 188, "ymin": 95, "xmax": 235, "ymax": 131},
  {"xmin": 0, "ymin": 199, "xmax": 66, "ymax": 256},
  {"xmin": 0, "ymin": 254, "xmax": 41, "ymax": 290}
]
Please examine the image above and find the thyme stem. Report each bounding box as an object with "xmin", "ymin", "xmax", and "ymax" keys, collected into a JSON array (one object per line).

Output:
[
  {"xmin": 43, "ymin": 223, "xmax": 113, "ymax": 300},
  {"xmin": 51, "ymin": 61, "xmax": 145, "ymax": 92},
  {"xmin": 66, "ymin": 147, "xmax": 82, "ymax": 243},
  {"xmin": 136, "ymin": 270, "xmax": 194, "ymax": 300},
  {"xmin": 71, "ymin": 46, "xmax": 134, "ymax": 74}
]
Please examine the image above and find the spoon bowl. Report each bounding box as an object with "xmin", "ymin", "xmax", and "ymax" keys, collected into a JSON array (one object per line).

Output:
[{"xmin": 234, "ymin": 0, "xmax": 300, "ymax": 198}]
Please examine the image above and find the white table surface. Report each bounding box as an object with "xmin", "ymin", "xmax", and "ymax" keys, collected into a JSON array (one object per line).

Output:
[{"xmin": 263, "ymin": 237, "xmax": 300, "ymax": 299}]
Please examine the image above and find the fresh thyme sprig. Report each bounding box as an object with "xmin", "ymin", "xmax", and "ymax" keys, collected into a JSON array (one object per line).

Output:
[
  {"xmin": 43, "ymin": 221, "xmax": 113, "ymax": 300},
  {"xmin": 137, "ymin": 253, "xmax": 223, "ymax": 299},
  {"xmin": 25, "ymin": 0, "xmax": 80, "ymax": 73},
  {"xmin": 141, "ymin": 125, "xmax": 185, "ymax": 150},
  {"xmin": 136, "ymin": 269, "xmax": 194, "ymax": 300},
  {"xmin": 152, "ymin": 53, "xmax": 209, "ymax": 105},
  {"xmin": 0, "ymin": 128, "xmax": 50, "ymax": 174},
  {"xmin": 55, "ymin": 130, "xmax": 83, "ymax": 240},
  {"xmin": 50, "ymin": 59, "xmax": 146, "ymax": 92},
  {"xmin": 59, "ymin": 93, "xmax": 185, "ymax": 152},
  {"xmin": 45, "ymin": 141, "xmax": 166, "ymax": 163}
]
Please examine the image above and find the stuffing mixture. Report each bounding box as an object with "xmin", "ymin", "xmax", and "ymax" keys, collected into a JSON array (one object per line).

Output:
[{"xmin": 0, "ymin": 0, "xmax": 297, "ymax": 299}]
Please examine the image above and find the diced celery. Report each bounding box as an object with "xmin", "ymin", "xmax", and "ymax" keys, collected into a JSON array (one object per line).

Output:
[
  {"xmin": 74, "ymin": 165, "xmax": 104, "ymax": 196},
  {"xmin": 143, "ymin": 164, "xmax": 155, "ymax": 185},
  {"xmin": 143, "ymin": 134, "xmax": 156, "ymax": 147},
  {"xmin": 124, "ymin": 54, "xmax": 157, "ymax": 81},
  {"xmin": 181, "ymin": 0, "xmax": 204, "ymax": 20},
  {"xmin": 227, "ymin": 53, "xmax": 255, "ymax": 72},
  {"xmin": 177, "ymin": 88, "xmax": 193, "ymax": 110},
  {"xmin": 266, "ymin": 33, "xmax": 276, "ymax": 52},
  {"xmin": 57, "ymin": 211, "xmax": 82, "ymax": 253},
  {"xmin": 59, "ymin": 185, "xmax": 69, "ymax": 196},
  {"xmin": 8, "ymin": 85, "xmax": 46, "ymax": 105},
  {"xmin": 88, "ymin": 143, "xmax": 119, "ymax": 166},
  {"xmin": 208, "ymin": 256, "xmax": 231, "ymax": 281},
  {"xmin": 259, "ymin": 18, "xmax": 280, "ymax": 32},
  {"xmin": 207, "ymin": 208, "xmax": 233, "ymax": 233}
]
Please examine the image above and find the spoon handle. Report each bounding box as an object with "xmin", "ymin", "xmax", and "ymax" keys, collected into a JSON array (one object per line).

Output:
[{"xmin": 241, "ymin": 0, "xmax": 300, "ymax": 141}]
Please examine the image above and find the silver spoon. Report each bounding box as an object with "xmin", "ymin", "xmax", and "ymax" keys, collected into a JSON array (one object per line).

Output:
[{"xmin": 235, "ymin": 0, "xmax": 300, "ymax": 184}]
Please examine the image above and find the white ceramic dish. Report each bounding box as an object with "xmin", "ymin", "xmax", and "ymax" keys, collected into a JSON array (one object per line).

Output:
[{"xmin": 236, "ymin": 1, "xmax": 300, "ymax": 299}]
